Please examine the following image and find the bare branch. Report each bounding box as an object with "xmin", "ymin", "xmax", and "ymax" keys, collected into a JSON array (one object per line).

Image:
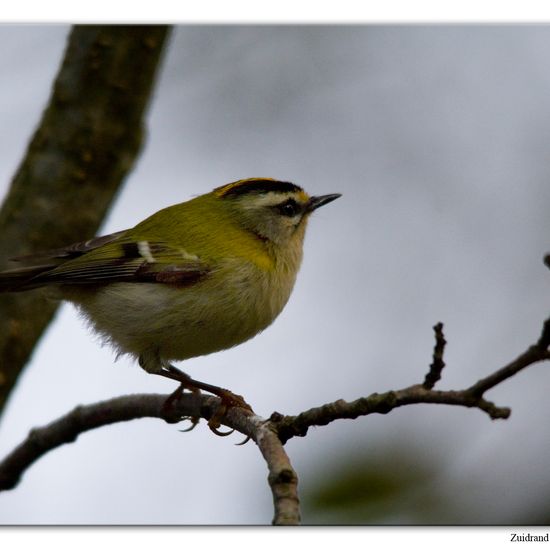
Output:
[
  {"xmin": 273, "ymin": 386, "xmax": 510, "ymax": 445},
  {"xmin": 1, "ymin": 316, "xmax": 548, "ymax": 524},
  {"xmin": 0, "ymin": 394, "xmax": 172, "ymax": 492},
  {"xmin": 423, "ymin": 322, "xmax": 447, "ymax": 389},
  {"xmin": 273, "ymin": 316, "xmax": 550, "ymax": 444},
  {"xmin": 467, "ymin": 319, "xmax": 550, "ymax": 397},
  {"xmin": 254, "ymin": 412, "xmax": 300, "ymax": 525},
  {"xmin": 537, "ymin": 317, "xmax": 550, "ymax": 350},
  {"xmin": 0, "ymin": 392, "xmax": 300, "ymax": 525}
]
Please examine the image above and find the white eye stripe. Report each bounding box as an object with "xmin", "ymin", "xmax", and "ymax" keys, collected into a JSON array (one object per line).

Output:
[{"xmin": 240, "ymin": 191, "xmax": 306, "ymax": 209}]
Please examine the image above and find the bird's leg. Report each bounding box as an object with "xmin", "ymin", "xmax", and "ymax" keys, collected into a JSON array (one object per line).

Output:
[
  {"xmin": 138, "ymin": 352, "xmax": 253, "ymax": 433},
  {"xmin": 139, "ymin": 351, "xmax": 201, "ymax": 427},
  {"xmin": 162, "ymin": 365, "xmax": 253, "ymax": 433}
]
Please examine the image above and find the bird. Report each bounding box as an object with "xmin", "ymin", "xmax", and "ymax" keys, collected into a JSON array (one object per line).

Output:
[{"xmin": 0, "ymin": 177, "xmax": 341, "ymax": 428}]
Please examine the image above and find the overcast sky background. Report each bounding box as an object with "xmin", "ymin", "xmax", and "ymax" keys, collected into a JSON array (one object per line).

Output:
[{"xmin": 0, "ymin": 25, "xmax": 549, "ymax": 524}]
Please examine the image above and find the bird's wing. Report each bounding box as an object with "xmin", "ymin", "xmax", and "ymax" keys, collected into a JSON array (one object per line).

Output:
[
  {"xmin": 11, "ymin": 230, "xmax": 128, "ymax": 264},
  {"xmin": 0, "ymin": 233, "xmax": 210, "ymax": 291}
]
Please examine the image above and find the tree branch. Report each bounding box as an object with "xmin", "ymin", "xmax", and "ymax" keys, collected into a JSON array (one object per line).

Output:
[
  {"xmin": 273, "ymin": 317, "xmax": 550, "ymax": 444},
  {"xmin": 0, "ymin": 25, "xmax": 171, "ymax": 416},
  {"xmin": 0, "ymin": 392, "xmax": 300, "ymax": 526},
  {"xmin": 0, "ymin": 317, "xmax": 548, "ymax": 524},
  {"xmin": 253, "ymin": 413, "xmax": 301, "ymax": 525}
]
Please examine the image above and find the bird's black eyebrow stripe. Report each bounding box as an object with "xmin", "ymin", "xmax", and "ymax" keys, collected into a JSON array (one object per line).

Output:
[{"xmin": 219, "ymin": 179, "xmax": 303, "ymax": 197}]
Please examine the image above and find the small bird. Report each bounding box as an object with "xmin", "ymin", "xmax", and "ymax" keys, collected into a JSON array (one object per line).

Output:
[{"xmin": 0, "ymin": 178, "xmax": 340, "ymax": 426}]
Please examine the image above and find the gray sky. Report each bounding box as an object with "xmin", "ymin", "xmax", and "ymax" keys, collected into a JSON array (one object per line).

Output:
[{"xmin": 0, "ymin": 25, "xmax": 549, "ymax": 524}]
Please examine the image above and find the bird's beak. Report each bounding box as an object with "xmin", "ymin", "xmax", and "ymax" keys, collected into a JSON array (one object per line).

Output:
[{"xmin": 307, "ymin": 193, "xmax": 342, "ymax": 212}]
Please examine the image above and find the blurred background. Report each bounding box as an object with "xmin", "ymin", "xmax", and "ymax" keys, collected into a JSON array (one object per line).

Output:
[{"xmin": 0, "ymin": 25, "xmax": 549, "ymax": 525}]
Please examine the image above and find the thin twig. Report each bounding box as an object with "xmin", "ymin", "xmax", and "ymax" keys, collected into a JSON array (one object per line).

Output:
[
  {"xmin": 467, "ymin": 320, "xmax": 550, "ymax": 397},
  {"xmin": 423, "ymin": 322, "xmax": 447, "ymax": 389}
]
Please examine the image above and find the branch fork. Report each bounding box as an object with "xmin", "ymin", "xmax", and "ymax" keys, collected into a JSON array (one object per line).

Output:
[{"xmin": 1, "ymin": 316, "xmax": 549, "ymax": 525}]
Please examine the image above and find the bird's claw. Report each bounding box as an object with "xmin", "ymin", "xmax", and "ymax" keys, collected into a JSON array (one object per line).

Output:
[
  {"xmin": 208, "ymin": 423, "xmax": 235, "ymax": 436},
  {"xmin": 161, "ymin": 382, "xmax": 201, "ymax": 424},
  {"xmin": 206, "ymin": 390, "xmax": 253, "ymax": 437},
  {"xmin": 178, "ymin": 416, "xmax": 200, "ymax": 432}
]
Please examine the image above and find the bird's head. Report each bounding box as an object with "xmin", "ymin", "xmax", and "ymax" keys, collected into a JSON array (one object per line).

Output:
[{"xmin": 213, "ymin": 178, "xmax": 341, "ymax": 247}]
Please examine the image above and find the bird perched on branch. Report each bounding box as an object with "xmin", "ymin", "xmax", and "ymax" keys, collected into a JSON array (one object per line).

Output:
[{"xmin": 0, "ymin": 178, "xmax": 341, "ymax": 430}]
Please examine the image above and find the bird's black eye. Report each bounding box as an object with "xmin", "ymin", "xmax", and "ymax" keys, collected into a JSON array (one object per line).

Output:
[{"xmin": 277, "ymin": 199, "xmax": 300, "ymax": 217}]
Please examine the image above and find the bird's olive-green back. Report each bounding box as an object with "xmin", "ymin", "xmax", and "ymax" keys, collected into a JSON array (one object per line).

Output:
[{"xmin": 62, "ymin": 192, "xmax": 274, "ymax": 271}]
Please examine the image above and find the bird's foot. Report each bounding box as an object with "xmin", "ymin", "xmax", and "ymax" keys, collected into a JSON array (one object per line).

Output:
[
  {"xmin": 158, "ymin": 364, "xmax": 253, "ymax": 436},
  {"xmin": 160, "ymin": 381, "xmax": 201, "ymax": 430},
  {"xmin": 206, "ymin": 388, "xmax": 253, "ymax": 434}
]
